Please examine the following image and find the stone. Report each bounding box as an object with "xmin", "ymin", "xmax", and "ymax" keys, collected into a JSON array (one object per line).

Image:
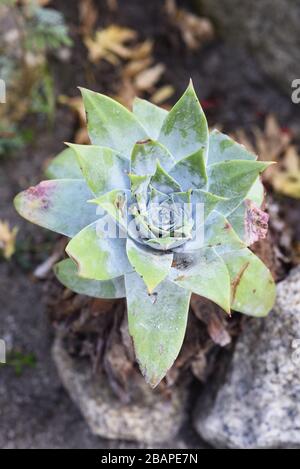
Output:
[
  {"xmin": 196, "ymin": 0, "xmax": 300, "ymax": 94},
  {"xmin": 194, "ymin": 266, "xmax": 300, "ymax": 449},
  {"xmin": 52, "ymin": 335, "xmax": 187, "ymax": 444}
]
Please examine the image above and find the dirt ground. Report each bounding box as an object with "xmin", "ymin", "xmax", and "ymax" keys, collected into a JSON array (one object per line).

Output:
[{"xmin": 0, "ymin": 0, "xmax": 299, "ymax": 449}]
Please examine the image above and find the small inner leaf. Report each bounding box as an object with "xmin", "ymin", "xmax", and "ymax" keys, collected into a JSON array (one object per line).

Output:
[
  {"xmin": 169, "ymin": 147, "xmax": 207, "ymax": 191},
  {"xmin": 151, "ymin": 160, "xmax": 181, "ymax": 194},
  {"xmin": 132, "ymin": 97, "xmax": 168, "ymax": 139},
  {"xmin": 126, "ymin": 238, "xmax": 173, "ymax": 293},
  {"xmin": 131, "ymin": 139, "xmax": 175, "ymax": 175}
]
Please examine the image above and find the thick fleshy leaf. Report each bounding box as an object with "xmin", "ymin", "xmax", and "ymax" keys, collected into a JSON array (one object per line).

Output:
[
  {"xmin": 80, "ymin": 88, "xmax": 148, "ymax": 158},
  {"xmin": 207, "ymin": 129, "xmax": 257, "ymax": 166},
  {"xmin": 54, "ymin": 259, "xmax": 126, "ymax": 298},
  {"xmin": 132, "ymin": 98, "xmax": 168, "ymax": 139},
  {"xmin": 66, "ymin": 221, "xmax": 132, "ymax": 280},
  {"xmin": 67, "ymin": 143, "xmax": 129, "ymax": 196},
  {"xmin": 158, "ymin": 81, "xmax": 208, "ymax": 162},
  {"xmin": 126, "ymin": 238, "xmax": 173, "ymax": 293},
  {"xmin": 169, "ymin": 248, "xmax": 231, "ymax": 313},
  {"xmin": 191, "ymin": 189, "xmax": 226, "ymax": 220},
  {"xmin": 89, "ymin": 189, "xmax": 130, "ymax": 232},
  {"xmin": 208, "ymin": 160, "xmax": 272, "ymax": 215},
  {"xmin": 204, "ymin": 211, "xmax": 245, "ymax": 251},
  {"xmin": 219, "ymin": 248, "xmax": 276, "ymax": 317},
  {"xmin": 125, "ymin": 272, "xmax": 191, "ymax": 387},
  {"xmin": 246, "ymin": 176, "xmax": 265, "ymax": 207},
  {"xmin": 14, "ymin": 179, "xmax": 97, "ymax": 237},
  {"xmin": 151, "ymin": 160, "xmax": 181, "ymax": 194},
  {"xmin": 45, "ymin": 148, "xmax": 82, "ymax": 180},
  {"xmin": 131, "ymin": 139, "xmax": 175, "ymax": 175},
  {"xmin": 169, "ymin": 148, "xmax": 207, "ymax": 191}
]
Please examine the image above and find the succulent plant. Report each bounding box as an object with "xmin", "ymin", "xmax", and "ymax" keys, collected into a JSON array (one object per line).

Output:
[{"xmin": 14, "ymin": 82, "xmax": 276, "ymax": 387}]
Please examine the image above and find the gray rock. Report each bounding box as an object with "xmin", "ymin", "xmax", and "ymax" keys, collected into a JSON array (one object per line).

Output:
[
  {"xmin": 197, "ymin": 0, "xmax": 300, "ymax": 94},
  {"xmin": 52, "ymin": 335, "xmax": 187, "ymax": 444},
  {"xmin": 194, "ymin": 266, "xmax": 300, "ymax": 449}
]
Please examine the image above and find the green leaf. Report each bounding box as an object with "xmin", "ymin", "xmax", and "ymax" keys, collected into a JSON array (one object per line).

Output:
[
  {"xmin": 66, "ymin": 220, "xmax": 132, "ymax": 280},
  {"xmin": 125, "ymin": 272, "xmax": 191, "ymax": 387},
  {"xmin": 90, "ymin": 189, "xmax": 130, "ymax": 232},
  {"xmin": 14, "ymin": 179, "xmax": 98, "ymax": 237},
  {"xmin": 80, "ymin": 88, "xmax": 148, "ymax": 158},
  {"xmin": 170, "ymin": 248, "xmax": 231, "ymax": 313},
  {"xmin": 54, "ymin": 259, "xmax": 126, "ymax": 298},
  {"xmin": 208, "ymin": 160, "xmax": 272, "ymax": 215},
  {"xmin": 151, "ymin": 160, "xmax": 181, "ymax": 194},
  {"xmin": 191, "ymin": 189, "xmax": 226, "ymax": 220},
  {"xmin": 204, "ymin": 211, "xmax": 245, "ymax": 251},
  {"xmin": 169, "ymin": 148, "xmax": 207, "ymax": 191},
  {"xmin": 45, "ymin": 148, "xmax": 82, "ymax": 180},
  {"xmin": 131, "ymin": 139, "xmax": 175, "ymax": 175},
  {"xmin": 67, "ymin": 143, "xmax": 129, "ymax": 196},
  {"xmin": 126, "ymin": 238, "xmax": 173, "ymax": 293},
  {"xmin": 219, "ymin": 248, "xmax": 276, "ymax": 317},
  {"xmin": 132, "ymin": 98, "xmax": 168, "ymax": 139},
  {"xmin": 207, "ymin": 129, "xmax": 257, "ymax": 166},
  {"xmin": 158, "ymin": 81, "xmax": 209, "ymax": 162}
]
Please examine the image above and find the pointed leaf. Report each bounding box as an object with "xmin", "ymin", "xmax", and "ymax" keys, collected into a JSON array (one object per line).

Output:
[
  {"xmin": 158, "ymin": 81, "xmax": 209, "ymax": 162},
  {"xmin": 133, "ymin": 97, "xmax": 168, "ymax": 139},
  {"xmin": 169, "ymin": 148, "xmax": 207, "ymax": 191},
  {"xmin": 191, "ymin": 189, "xmax": 226, "ymax": 220},
  {"xmin": 67, "ymin": 143, "xmax": 129, "ymax": 196},
  {"xmin": 131, "ymin": 139, "xmax": 175, "ymax": 175},
  {"xmin": 80, "ymin": 88, "xmax": 148, "ymax": 158},
  {"xmin": 169, "ymin": 248, "xmax": 231, "ymax": 313},
  {"xmin": 208, "ymin": 160, "xmax": 272, "ymax": 215},
  {"xmin": 207, "ymin": 129, "xmax": 257, "ymax": 166},
  {"xmin": 151, "ymin": 160, "xmax": 181, "ymax": 194},
  {"xmin": 219, "ymin": 248, "xmax": 276, "ymax": 317},
  {"xmin": 54, "ymin": 259, "xmax": 126, "ymax": 298},
  {"xmin": 90, "ymin": 189, "xmax": 130, "ymax": 232},
  {"xmin": 125, "ymin": 272, "xmax": 191, "ymax": 387},
  {"xmin": 66, "ymin": 220, "xmax": 132, "ymax": 280},
  {"xmin": 126, "ymin": 238, "xmax": 173, "ymax": 293},
  {"xmin": 14, "ymin": 179, "xmax": 98, "ymax": 237},
  {"xmin": 204, "ymin": 211, "xmax": 245, "ymax": 251},
  {"xmin": 45, "ymin": 148, "xmax": 82, "ymax": 180}
]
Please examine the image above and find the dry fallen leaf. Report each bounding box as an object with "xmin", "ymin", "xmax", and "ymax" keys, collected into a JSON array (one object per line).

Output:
[
  {"xmin": 79, "ymin": 0, "xmax": 98, "ymax": 37},
  {"xmin": 165, "ymin": 0, "xmax": 214, "ymax": 50},
  {"xmin": 150, "ymin": 85, "xmax": 175, "ymax": 105},
  {"xmin": 134, "ymin": 63, "xmax": 165, "ymax": 91},
  {"xmin": 234, "ymin": 114, "xmax": 300, "ymax": 198},
  {"xmin": 0, "ymin": 220, "xmax": 18, "ymax": 260},
  {"xmin": 84, "ymin": 25, "xmax": 137, "ymax": 65},
  {"xmin": 58, "ymin": 95, "xmax": 89, "ymax": 144}
]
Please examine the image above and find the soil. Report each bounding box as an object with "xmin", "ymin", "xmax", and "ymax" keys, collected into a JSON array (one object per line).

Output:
[{"xmin": 0, "ymin": 0, "xmax": 299, "ymax": 449}]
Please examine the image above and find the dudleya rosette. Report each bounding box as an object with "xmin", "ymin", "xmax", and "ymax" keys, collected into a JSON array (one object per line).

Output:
[{"xmin": 14, "ymin": 81, "xmax": 276, "ymax": 386}]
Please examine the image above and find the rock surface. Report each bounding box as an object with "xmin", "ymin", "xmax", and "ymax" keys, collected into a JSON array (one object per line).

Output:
[
  {"xmin": 53, "ymin": 335, "xmax": 188, "ymax": 444},
  {"xmin": 195, "ymin": 266, "xmax": 300, "ymax": 448},
  {"xmin": 197, "ymin": 0, "xmax": 300, "ymax": 94}
]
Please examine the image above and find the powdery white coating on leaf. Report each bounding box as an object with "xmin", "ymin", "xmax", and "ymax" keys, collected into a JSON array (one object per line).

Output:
[
  {"xmin": 54, "ymin": 259, "xmax": 126, "ymax": 298},
  {"xmin": 14, "ymin": 81, "xmax": 276, "ymax": 387},
  {"xmin": 14, "ymin": 179, "xmax": 98, "ymax": 237},
  {"xmin": 132, "ymin": 98, "xmax": 168, "ymax": 139},
  {"xmin": 125, "ymin": 272, "xmax": 190, "ymax": 387}
]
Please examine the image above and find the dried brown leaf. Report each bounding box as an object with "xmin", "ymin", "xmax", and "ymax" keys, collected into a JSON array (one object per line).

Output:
[
  {"xmin": 84, "ymin": 25, "xmax": 137, "ymax": 65},
  {"xmin": 150, "ymin": 85, "xmax": 175, "ymax": 105},
  {"xmin": 134, "ymin": 63, "xmax": 166, "ymax": 91},
  {"xmin": 0, "ymin": 220, "xmax": 18, "ymax": 260},
  {"xmin": 79, "ymin": 0, "xmax": 98, "ymax": 37},
  {"xmin": 165, "ymin": 0, "xmax": 214, "ymax": 50}
]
